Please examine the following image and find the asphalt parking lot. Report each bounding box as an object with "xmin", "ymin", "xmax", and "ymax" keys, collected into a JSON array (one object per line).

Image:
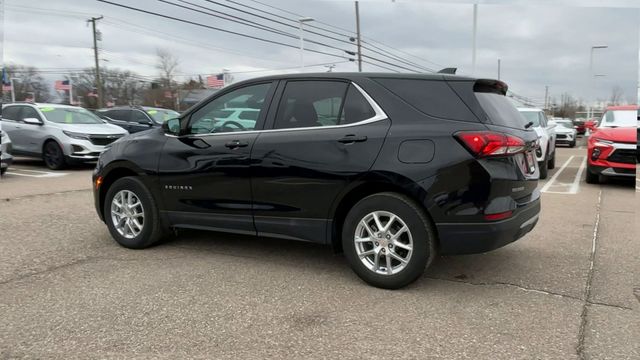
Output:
[{"xmin": 1, "ymin": 136, "xmax": 638, "ymax": 359}]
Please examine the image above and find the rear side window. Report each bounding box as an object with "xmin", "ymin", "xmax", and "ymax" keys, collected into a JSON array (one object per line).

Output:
[
  {"xmin": 274, "ymin": 81, "xmax": 349, "ymax": 129},
  {"xmin": 373, "ymin": 78, "xmax": 475, "ymax": 121},
  {"xmin": 340, "ymin": 85, "xmax": 376, "ymax": 124},
  {"xmin": 475, "ymin": 93, "xmax": 526, "ymax": 129},
  {"xmin": 110, "ymin": 110, "xmax": 131, "ymax": 121},
  {"xmin": 1, "ymin": 106, "xmax": 20, "ymax": 121}
]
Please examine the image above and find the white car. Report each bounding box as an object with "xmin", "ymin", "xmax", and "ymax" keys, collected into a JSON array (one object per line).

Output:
[
  {"xmin": 549, "ymin": 119, "xmax": 577, "ymax": 147},
  {"xmin": 517, "ymin": 107, "xmax": 556, "ymax": 179},
  {"xmin": 1, "ymin": 122, "xmax": 13, "ymax": 176},
  {"xmin": 0, "ymin": 103, "xmax": 128, "ymax": 170}
]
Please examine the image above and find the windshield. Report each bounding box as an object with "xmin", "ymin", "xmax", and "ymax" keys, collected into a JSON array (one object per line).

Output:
[
  {"xmin": 40, "ymin": 107, "xmax": 104, "ymax": 124},
  {"xmin": 556, "ymin": 121, "xmax": 574, "ymax": 129},
  {"xmin": 518, "ymin": 111, "xmax": 541, "ymax": 127},
  {"xmin": 146, "ymin": 109, "xmax": 180, "ymax": 123},
  {"xmin": 599, "ymin": 110, "xmax": 638, "ymax": 128}
]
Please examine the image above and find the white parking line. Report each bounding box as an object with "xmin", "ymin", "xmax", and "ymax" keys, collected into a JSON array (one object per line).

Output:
[
  {"xmin": 569, "ymin": 158, "xmax": 587, "ymax": 194},
  {"xmin": 5, "ymin": 168, "xmax": 68, "ymax": 178},
  {"xmin": 540, "ymin": 156, "xmax": 574, "ymax": 193}
]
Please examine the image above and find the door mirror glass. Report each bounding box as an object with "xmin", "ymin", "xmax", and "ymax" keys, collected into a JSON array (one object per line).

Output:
[
  {"xmin": 23, "ymin": 117, "xmax": 43, "ymax": 125},
  {"xmin": 163, "ymin": 118, "xmax": 181, "ymax": 135}
]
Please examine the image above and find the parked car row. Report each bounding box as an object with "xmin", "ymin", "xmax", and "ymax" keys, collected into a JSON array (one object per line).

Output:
[
  {"xmin": 517, "ymin": 107, "xmax": 556, "ymax": 179},
  {"xmin": 0, "ymin": 122, "xmax": 13, "ymax": 176}
]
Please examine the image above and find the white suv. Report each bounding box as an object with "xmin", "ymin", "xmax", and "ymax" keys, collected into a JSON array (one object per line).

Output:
[
  {"xmin": 518, "ymin": 108, "xmax": 556, "ymax": 179},
  {"xmin": 1, "ymin": 103, "xmax": 128, "ymax": 170}
]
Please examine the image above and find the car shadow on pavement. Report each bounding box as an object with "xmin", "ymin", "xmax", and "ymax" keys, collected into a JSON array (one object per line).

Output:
[{"xmin": 11, "ymin": 157, "xmax": 96, "ymax": 171}]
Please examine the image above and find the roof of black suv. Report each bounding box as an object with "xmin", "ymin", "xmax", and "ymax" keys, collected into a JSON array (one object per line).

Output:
[
  {"xmin": 96, "ymin": 106, "xmax": 174, "ymax": 112},
  {"xmin": 242, "ymin": 72, "xmax": 476, "ymax": 83}
]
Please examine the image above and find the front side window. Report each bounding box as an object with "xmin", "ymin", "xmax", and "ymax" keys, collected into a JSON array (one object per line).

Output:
[
  {"xmin": 147, "ymin": 109, "xmax": 179, "ymax": 123},
  {"xmin": 188, "ymin": 83, "xmax": 272, "ymax": 134},
  {"xmin": 39, "ymin": 107, "xmax": 104, "ymax": 124},
  {"xmin": 132, "ymin": 110, "xmax": 151, "ymax": 124},
  {"xmin": 20, "ymin": 107, "xmax": 42, "ymax": 122}
]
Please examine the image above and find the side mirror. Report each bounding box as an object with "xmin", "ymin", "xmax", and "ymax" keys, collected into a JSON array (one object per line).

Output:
[
  {"xmin": 162, "ymin": 118, "xmax": 181, "ymax": 135},
  {"xmin": 23, "ymin": 117, "xmax": 43, "ymax": 125}
]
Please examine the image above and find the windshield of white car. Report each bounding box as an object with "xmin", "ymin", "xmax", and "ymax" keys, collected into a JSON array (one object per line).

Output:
[
  {"xmin": 519, "ymin": 111, "xmax": 540, "ymax": 127},
  {"xmin": 599, "ymin": 110, "xmax": 638, "ymax": 128},
  {"xmin": 40, "ymin": 107, "xmax": 104, "ymax": 124},
  {"xmin": 556, "ymin": 121, "xmax": 573, "ymax": 129}
]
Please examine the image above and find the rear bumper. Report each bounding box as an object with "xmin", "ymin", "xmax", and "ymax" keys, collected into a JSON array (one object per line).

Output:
[{"xmin": 436, "ymin": 194, "xmax": 541, "ymax": 255}]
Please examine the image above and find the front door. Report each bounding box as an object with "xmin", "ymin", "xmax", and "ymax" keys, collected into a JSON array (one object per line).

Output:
[
  {"xmin": 251, "ymin": 80, "xmax": 391, "ymax": 243},
  {"xmin": 158, "ymin": 82, "xmax": 276, "ymax": 235}
]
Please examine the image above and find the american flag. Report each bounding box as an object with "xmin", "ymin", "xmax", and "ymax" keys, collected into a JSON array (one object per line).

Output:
[
  {"xmin": 1, "ymin": 84, "xmax": 11, "ymax": 92},
  {"xmin": 206, "ymin": 74, "xmax": 225, "ymax": 89},
  {"xmin": 54, "ymin": 80, "xmax": 71, "ymax": 91}
]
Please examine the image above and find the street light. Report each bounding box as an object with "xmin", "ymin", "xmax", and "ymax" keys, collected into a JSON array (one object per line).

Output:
[
  {"xmin": 588, "ymin": 45, "xmax": 608, "ymax": 119},
  {"xmin": 298, "ymin": 17, "xmax": 314, "ymax": 72}
]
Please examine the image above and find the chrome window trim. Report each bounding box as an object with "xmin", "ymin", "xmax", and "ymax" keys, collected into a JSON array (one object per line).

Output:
[{"xmin": 165, "ymin": 81, "xmax": 388, "ymax": 138}]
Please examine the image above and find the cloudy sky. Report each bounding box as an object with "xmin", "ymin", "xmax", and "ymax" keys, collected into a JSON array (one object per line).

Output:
[{"xmin": 2, "ymin": 0, "xmax": 639, "ymax": 105}]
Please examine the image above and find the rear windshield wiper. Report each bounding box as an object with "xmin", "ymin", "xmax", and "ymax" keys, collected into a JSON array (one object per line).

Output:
[{"xmin": 524, "ymin": 121, "xmax": 534, "ymax": 129}]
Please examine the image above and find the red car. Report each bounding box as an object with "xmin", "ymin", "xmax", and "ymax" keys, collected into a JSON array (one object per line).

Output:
[{"xmin": 586, "ymin": 105, "xmax": 638, "ymax": 183}]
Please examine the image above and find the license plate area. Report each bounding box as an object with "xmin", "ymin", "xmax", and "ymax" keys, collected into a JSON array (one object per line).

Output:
[{"xmin": 525, "ymin": 151, "xmax": 536, "ymax": 174}]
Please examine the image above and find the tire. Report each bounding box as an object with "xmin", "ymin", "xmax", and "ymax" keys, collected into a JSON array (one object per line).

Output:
[
  {"xmin": 342, "ymin": 192, "xmax": 436, "ymax": 289},
  {"xmin": 538, "ymin": 157, "xmax": 548, "ymax": 180},
  {"xmin": 0, "ymin": 168, "xmax": 6, "ymax": 176},
  {"xmin": 104, "ymin": 176, "xmax": 166, "ymax": 249},
  {"xmin": 547, "ymin": 150, "xmax": 556, "ymax": 170},
  {"xmin": 43, "ymin": 141, "xmax": 66, "ymax": 170},
  {"xmin": 585, "ymin": 168, "xmax": 600, "ymax": 184},
  {"xmin": 569, "ymin": 140, "xmax": 576, "ymax": 148}
]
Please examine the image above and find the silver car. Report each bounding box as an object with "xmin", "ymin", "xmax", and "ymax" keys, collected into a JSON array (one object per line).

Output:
[
  {"xmin": 1, "ymin": 123, "xmax": 13, "ymax": 176},
  {"xmin": 0, "ymin": 103, "xmax": 128, "ymax": 170}
]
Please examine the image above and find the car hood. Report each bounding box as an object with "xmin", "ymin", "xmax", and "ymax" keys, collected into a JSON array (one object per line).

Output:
[
  {"xmin": 53, "ymin": 123, "xmax": 128, "ymax": 135},
  {"xmin": 591, "ymin": 127, "xmax": 636, "ymax": 143}
]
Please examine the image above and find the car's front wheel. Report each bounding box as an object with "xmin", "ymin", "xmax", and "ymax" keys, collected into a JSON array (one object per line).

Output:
[
  {"xmin": 342, "ymin": 192, "xmax": 436, "ymax": 289},
  {"xmin": 585, "ymin": 167, "xmax": 600, "ymax": 184},
  {"xmin": 43, "ymin": 141, "xmax": 66, "ymax": 170},
  {"xmin": 547, "ymin": 150, "xmax": 556, "ymax": 170},
  {"xmin": 104, "ymin": 177, "xmax": 166, "ymax": 249}
]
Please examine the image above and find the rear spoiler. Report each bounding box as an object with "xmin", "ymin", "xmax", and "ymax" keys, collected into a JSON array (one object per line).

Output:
[{"xmin": 473, "ymin": 79, "xmax": 508, "ymax": 96}]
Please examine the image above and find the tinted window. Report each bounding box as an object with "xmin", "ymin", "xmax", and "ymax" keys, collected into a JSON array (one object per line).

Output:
[
  {"xmin": 189, "ymin": 82, "xmax": 272, "ymax": 134},
  {"xmin": 340, "ymin": 85, "xmax": 376, "ymax": 124},
  {"xmin": 476, "ymin": 93, "xmax": 526, "ymax": 129},
  {"xmin": 274, "ymin": 81, "xmax": 348, "ymax": 129},
  {"xmin": 1, "ymin": 106, "xmax": 20, "ymax": 121},
  {"xmin": 374, "ymin": 78, "xmax": 475, "ymax": 121},
  {"xmin": 20, "ymin": 107, "xmax": 41, "ymax": 121},
  {"xmin": 132, "ymin": 110, "xmax": 151, "ymax": 124},
  {"xmin": 109, "ymin": 110, "xmax": 131, "ymax": 121}
]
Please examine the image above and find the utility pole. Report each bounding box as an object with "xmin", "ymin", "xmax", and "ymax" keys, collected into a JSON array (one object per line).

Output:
[
  {"xmin": 88, "ymin": 16, "xmax": 104, "ymax": 108},
  {"xmin": 544, "ymin": 85, "xmax": 549, "ymax": 111},
  {"xmin": 471, "ymin": 4, "xmax": 478, "ymax": 75},
  {"xmin": 355, "ymin": 1, "xmax": 362, "ymax": 72}
]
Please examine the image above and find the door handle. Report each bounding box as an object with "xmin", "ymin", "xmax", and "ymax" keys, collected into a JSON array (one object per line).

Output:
[
  {"xmin": 224, "ymin": 140, "xmax": 249, "ymax": 149},
  {"xmin": 337, "ymin": 135, "xmax": 367, "ymax": 144}
]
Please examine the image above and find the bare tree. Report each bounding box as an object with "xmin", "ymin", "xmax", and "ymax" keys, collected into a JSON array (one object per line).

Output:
[
  {"xmin": 608, "ymin": 86, "xmax": 624, "ymax": 106},
  {"xmin": 156, "ymin": 48, "xmax": 179, "ymax": 88},
  {"xmin": 2, "ymin": 64, "xmax": 51, "ymax": 102}
]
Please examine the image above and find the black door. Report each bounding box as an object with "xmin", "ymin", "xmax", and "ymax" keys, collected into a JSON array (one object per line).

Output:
[
  {"xmin": 130, "ymin": 110, "xmax": 155, "ymax": 133},
  {"xmin": 251, "ymin": 80, "xmax": 391, "ymax": 243},
  {"xmin": 158, "ymin": 82, "xmax": 276, "ymax": 235}
]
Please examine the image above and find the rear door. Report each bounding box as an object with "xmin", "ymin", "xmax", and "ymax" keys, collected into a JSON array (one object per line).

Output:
[{"xmin": 250, "ymin": 80, "xmax": 390, "ymax": 243}]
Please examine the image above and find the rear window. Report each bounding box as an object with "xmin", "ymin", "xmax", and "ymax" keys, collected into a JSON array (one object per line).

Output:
[
  {"xmin": 373, "ymin": 78, "xmax": 476, "ymax": 121},
  {"xmin": 475, "ymin": 93, "xmax": 526, "ymax": 129}
]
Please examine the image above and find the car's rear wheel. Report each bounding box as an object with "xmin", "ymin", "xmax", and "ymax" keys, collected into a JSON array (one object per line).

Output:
[
  {"xmin": 104, "ymin": 177, "xmax": 166, "ymax": 249},
  {"xmin": 538, "ymin": 157, "xmax": 548, "ymax": 179},
  {"xmin": 43, "ymin": 141, "xmax": 66, "ymax": 170},
  {"xmin": 547, "ymin": 150, "xmax": 556, "ymax": 170},
  {"xmin": 342, "ymin": 192, "xmax": 436, "ymax": 289},
  {"xmin": 585, "ymin": 167, "xmax": 600, "ymax": 184}
]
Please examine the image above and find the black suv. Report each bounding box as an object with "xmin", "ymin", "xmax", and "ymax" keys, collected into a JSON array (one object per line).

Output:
[
  {"xmin": 96, "ymin": 106, "xmax": 179, "ymax": 134},
  {"xmin": 93, "ymin": 73, "xmax": 540, "ymax": 289}
]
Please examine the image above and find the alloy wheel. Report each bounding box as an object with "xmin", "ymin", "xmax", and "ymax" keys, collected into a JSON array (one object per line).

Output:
[
  {"xmin": 111, "ymin": 190, "xmax": 145, "ymax": 239},
  {"xmin": 354, "ymin": 211, "xmax": 413, "ymax": 275}
]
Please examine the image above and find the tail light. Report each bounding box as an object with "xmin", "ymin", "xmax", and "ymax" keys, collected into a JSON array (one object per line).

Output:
[{"xmin": 455, "ymin": 131, "xmax": 526, "ymax": 157}]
